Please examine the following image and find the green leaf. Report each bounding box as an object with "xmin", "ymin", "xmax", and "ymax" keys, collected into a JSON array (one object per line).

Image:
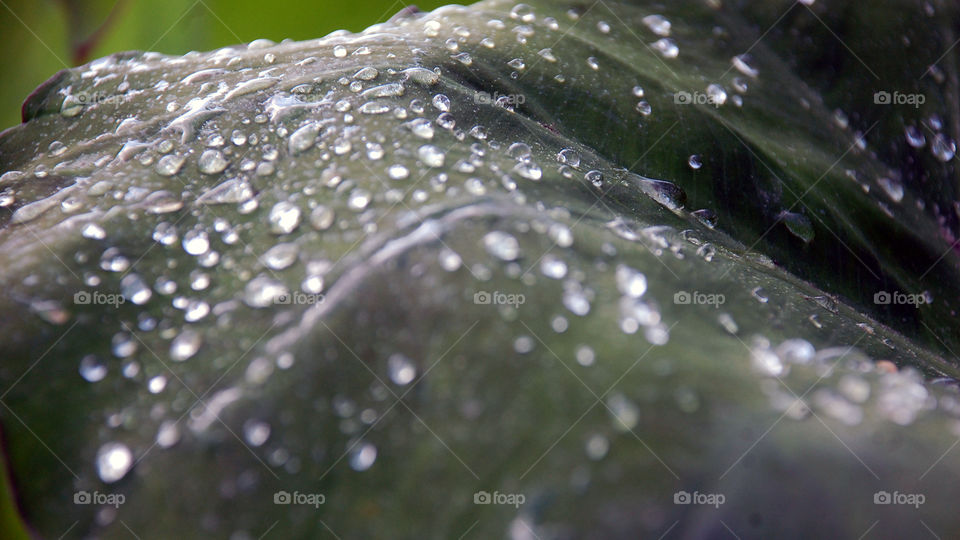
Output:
[{"xmin": 1, "ymin": 0, "xmax": 959, "ymax": 537}]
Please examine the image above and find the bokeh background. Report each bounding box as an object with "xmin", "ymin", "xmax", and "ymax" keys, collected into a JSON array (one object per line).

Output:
[{"xmin": 0, "ymin": 0, "xmax": 448, "ymax": 131}]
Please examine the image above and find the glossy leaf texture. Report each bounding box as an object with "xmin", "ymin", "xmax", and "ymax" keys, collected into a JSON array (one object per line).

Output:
[{"xmin": 1, "ymin": 0, "xmax": 959, "ymax": 538}]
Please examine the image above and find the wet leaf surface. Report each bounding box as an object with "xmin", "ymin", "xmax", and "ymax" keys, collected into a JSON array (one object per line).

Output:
[{"xmin": 1, "ymin": 0, "xmax": 959, "ymax": 538}]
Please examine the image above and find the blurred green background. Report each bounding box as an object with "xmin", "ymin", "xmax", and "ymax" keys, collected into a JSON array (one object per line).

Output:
[{"xmin": 0, "ymin": 0, "xmax": 449, "ymax": 131}]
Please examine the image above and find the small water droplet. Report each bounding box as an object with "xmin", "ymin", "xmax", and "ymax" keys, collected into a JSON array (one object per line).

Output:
[
  {"xmin": 170, "ymin": 329, "xmax": 201, "ymax": 361},
  {"xmin": 642, "ymin": 14, "xmax": 671, "ymax": 36},
  {"xmin": 263, "ymin": 242, "xmax": 299, "ymax": 270},
  {"xmin": 388, "ymin": 353, "xmax": 416, "ymax": 385},
  {"xmin": 417, "ymin": 144, "xmax": 445, "ymax": 167},
  {"xmin": 96, "ymin": 442, "xmax": 133, "ymax": 483},
  {"xmin": 243, "ymin": 420, "xmax": 271, "ymax": 447},
  {"xmin": 120, "ymin": 274, "xmax": 152, "ymax": 305},
  {"xmin": 198, "ymin": 150, "xmax": 228, "ymax": 174},
  {"xmin": 269, "ymin": 202, "xmax": 302, "ymax": 234},
  {"xmin": 651, "ymin": 38, "xmax": 679, "ymax": 58},
  {"xmin": 79, "ymin": 355, "xmax": 107, "ymax": 382},
  {"xmin": 350, "ymin": 442, "xmax": 377, "ymax": 471}
]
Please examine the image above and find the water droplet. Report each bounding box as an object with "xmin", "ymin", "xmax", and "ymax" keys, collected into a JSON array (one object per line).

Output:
[
  {"xmin": 244, "ymin": 274, "xmax": 288, "ymax": 308},
  {"xmin": 651, "ymin": 38, "xmax": 679, "ymax": 58},
  {"xmin": 931, "ymin": 133, "xmax": 956, "ymax": 162},
  {"xmin": 585, "ymin": 434, "xmax": 609, "ymax": 460},
  {"xmin": 615, "ymin": 265, "xmax": 647, "ymax": 298},
  {"xmin": 333, "ymin": 45, "xmax": 347, "ymax": 57},
  {"xmin": 779, "ymin": 211, "xmax": 815, "ymax": 243},
  {"xmin": 60, "ymin": 94, "xmax": 85, "ymax": 117},
  {"xmin": 96, "ymin": 442, "xmax": 133, "ymax": 483},
  {"xmin": 731, "ymin": 54, "xmax": 759, "ymax": 78},
  {"xmin": 100, "ymin": 248, "xmax": 130, "ymax": 272},
  {"xmin": 353, "ymin": 66, "xmax": 379, "ymax": 81},
  {"xmin": 513, "ymin": 161, "xmax": 542, "ymax": 180},
  {"xmin": 417, "ymin": 144, "xmax": 445, "ymax": 167},
  {"xmin": 751, "ymin": 287, "xmax": 769, "ymax": 303},
  {"xmin": 361, "ymin": 83, "xmax": 404, "ymax": 98},
  {"xmin": 401, "ymin": 67, "xmax": 440, "ymax": 85},
  {"xmin": 349, "ymin": 442, "xmax": 377, "ymax": 471},
  {"xmin": 692, "ymin": 209, "xmax": 718, "ymax": 228},
  {"xmin": 263, "ymin": 242, "xmax": 299, "ymax": 270},
  {"xmin": 575, "ymin": 345, "xmax": 595, "ymax": 366},
  {"xmin": 358, "ymin": 101, "xmax": 391, "ymax": 115},
  {"xmin": 904, "ymin": 125, "xmax": 926, "ymax": 148},
  {"xmin": 388, "ymin": 353, "xmax": 416, "ymax": 385},
  {"xmin": 510, "ymin": 3, "xmax": 535, "ymax": 22},
  {"xmin": 310, "ymin": 205, "xmax": 335, "ymax": 230},
  {"xmin": 120, "ymin": 274, "xmax": 152, "ymax": 305},
  {"xmin": 538, "ymin": 48, "xmax": 557, "ymax": 62},
  {"xmin": 483, "ymin": 231, "xmax": 520, "ymax": 261},
  {"xmin": 79, "ymin": 355, "xmax": 107, "ymax": 382},
  {"xmin": 642, "ymin": 14, "xmax": 671, "ymax": 36},
  {"xmin": 388, "ymin": 164, "xmax": 410, "ymax": 180},
  {"xmin": 182, "ymin": 228, "xmax": 210, "ymax": 255},
  {"xmin": 623, "ymin": 171, "xmax": 687, "ymax": 210},
  {"xmin": 81, "ymin": 223, "xmax": 106, "ymax": 240},
  {"xmin": 269, "ymin": 202, "xmax": 302, "ymax": 234},
  {"xmin": 405, "ymin": 118, "xmax": 435, "ymax": 139},
  {"xmin": 585, "ymin": 170, "xmax": 604, "ymax": 187},
  {"xmin": 155, "ymin": 154, "xmax": 186, "ymax": 176},
  {"xmin": 540, "ymin": 255, "xmax": 567, "ymax": 279},
  {"xmin": 877, "ymin": 177, "xmax": 904, "ymax": 203},
  {"xmin": 607, "ymin": 393, "xmax": 639, "ymax": 431},
  {"xmin": 562, "ymin": 281, "xmax": 591, "ymax": 316},
  {"xmin": 198, "ymin": 149, "xmax": 228, "ymax": 175},
  {"xmin": 289, "ymin": 123, "xmax": 320, "ymax": 154},
  {"xmin": 688, "ymin": 155, "xmax": 702, "ymax": 169},
  {"xmin": 170, "ymin": 329, "xmax": 201, "ymax": 361},
  {"xmin": 348, "ymin": 189, "xmax": 372, "ymax": 211},
  {"xmin": 432, "ymin": 94, "xmax": 451, "ymax": 112},
  {"xmin": 706, "ymin": 84, "xmax": 727, "ymax": 106},
  {"xmin": 243, "ymin": 420, "xmax": 271, "ymax": 447}
]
